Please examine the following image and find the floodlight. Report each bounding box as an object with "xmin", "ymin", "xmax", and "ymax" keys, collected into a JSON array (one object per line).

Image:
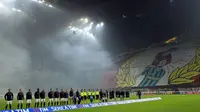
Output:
[
  {"xmin": 96, "ymin": 24, "xmax": 100, "ymax": 28},
  {"xmin": 100, "ymin": 22, "xmax": 104, "ymax": 26},
  {"xmin": 38, "ymin": 1, "xmax": 43, "ymax": 4},
  {"xmin": 49, "ymin": 5, "xmax": 53, "ymax": 8},
  {"xmin": 85, "ymin": 18, "xmax": 88, "ymax": 23}
]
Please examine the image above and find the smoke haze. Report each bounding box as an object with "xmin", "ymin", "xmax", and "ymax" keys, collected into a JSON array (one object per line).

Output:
[{"xmin": 0, "ymin": 0, "xmax": 113, "ymax": 93}]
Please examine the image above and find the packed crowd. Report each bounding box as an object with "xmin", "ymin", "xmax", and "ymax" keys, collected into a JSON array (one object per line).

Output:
[{"xmin": 4, "ymin": 88, "xmax": 141, "ymax": 110}]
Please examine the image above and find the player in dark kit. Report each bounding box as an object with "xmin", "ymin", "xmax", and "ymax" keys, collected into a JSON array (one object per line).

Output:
[
  {"xmin": 72, "ymin": 93, "xmax": 77, "ymax": 104},
  {"xmin": 111, "ymin": 89, "xmax": 115, "ymax": 100},
  {"xmin": 109, "ymin": 89, "xmax": 114, "ymax": 101},
  {"xmin": 17, "ymin": 89, "xmax": 24, "ymax": 109},
  {"xmin": 99, "ymin": 89, "xmax": 103, "ymax": 102},
  {"xmin": 48, "ymin": 88, "xmax": 54, "ymax": 106},
  {"xmin": 40, "ymin": 89, "xmax": 46, "ymax": 107},
  {"xmin": 95, "ymin": 89, "xmax": 99, "ymax": 100},
  {"xmin": 109, "ymin": 90, "xmax": 112, "ymax": 100},
  {"xmin": 69, "ymin": 88, "xmax": 74, "ymax": 104},
  {"xmin": 76, "ymin": 89, "xmax": 81, "ymax": 104},
  {"xmin": 60, "ymin": 89, "xmax": 65, "ymax": 105},
  {"xmin": 102, "ymin": 90, "xmax": 107, "ymax": 102},
  {"xmin": 64, "ymin": 90, "xmax": 69, "ymax": 105},
  {"xmin": 137, "ymin": 90, "xmax": 142, "ymax": 99},
  {"xmin": 106, "ymin": 90, "xmax": 108, "ymax": 99},
  {"xmin": 34, "ymin": 88, "xmax": 40, "ymax": 108},
  {"xmin": 26, "ymin": 89, "xmax": 32, "ymax": 108},
  {"xmin": 125, "ymin": 91, "xmax": 130, "ymax": 99},
  {"xmin": 120, "ymin": 90, "xmax": 125, "ymax": 101},
  {"xmin": 54, "ymin": 88, "xmax": 60, "ymax": 106},
  {"xmin": 115, "ymin": 90, "xmax": 120, "ymax": 100},
  {"xmin": 4, "ymin": 89, "xmax": 14, "ymax": 110}
]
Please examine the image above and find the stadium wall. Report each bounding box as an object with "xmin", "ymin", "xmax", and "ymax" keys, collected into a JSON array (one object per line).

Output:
[{"xmin": 116, "ymin": 41, "xmax": 200, "ymax": 87}]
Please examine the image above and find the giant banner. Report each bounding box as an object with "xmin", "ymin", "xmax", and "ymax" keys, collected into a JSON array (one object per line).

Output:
[{"xmin": 116, "ymin": 43, "xmax": 200, "ymax": 87}]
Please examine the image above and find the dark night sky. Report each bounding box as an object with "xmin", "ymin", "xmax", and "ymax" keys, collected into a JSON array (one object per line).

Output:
[{"xmin": 55, "ymin": 0, "xmax": 199, "ymax": 56}]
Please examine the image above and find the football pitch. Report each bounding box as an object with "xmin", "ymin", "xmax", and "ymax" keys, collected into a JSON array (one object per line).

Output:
[
  {"xmin": 68, "ymin": 95, "xmax": 200, "ymax": 112},
  {"xmin": 0, "ymin": 95, "xmax": 200, "ymax": 112}
]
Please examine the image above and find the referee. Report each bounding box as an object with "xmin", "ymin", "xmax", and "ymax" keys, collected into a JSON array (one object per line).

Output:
[
  {"xmin": 83, "ymin": 89, "xmax": 87, "ymax": 104},
  {"xmin": 95, "ymin": 89, "xmax": 99, "ymax": 100}
]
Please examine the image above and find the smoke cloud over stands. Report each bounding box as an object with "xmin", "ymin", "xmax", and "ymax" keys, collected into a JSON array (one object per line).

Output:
[{"xmin": 0, "ymin": 0, "xmax": 113, "ymax": 93}]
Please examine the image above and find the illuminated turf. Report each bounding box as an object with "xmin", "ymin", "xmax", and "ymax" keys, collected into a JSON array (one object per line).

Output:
[
  {"xmin": 68, "ymin": 95, "xmax": 200, "ymax": 112},
  {"xmin": 0, "ymin": 95, "xmax": 199, "ymax": 112}
]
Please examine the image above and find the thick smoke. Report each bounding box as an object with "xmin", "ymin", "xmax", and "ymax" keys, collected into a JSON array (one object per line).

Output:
[{"xmin": 0, "ymin": 1, "xmax": 113, "ymax": 93}]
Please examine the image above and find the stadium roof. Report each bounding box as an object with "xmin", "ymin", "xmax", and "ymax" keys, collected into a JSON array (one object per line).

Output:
[{"xmin": 53, "ymin": 0, "xmax": 196, "ymax": 55}]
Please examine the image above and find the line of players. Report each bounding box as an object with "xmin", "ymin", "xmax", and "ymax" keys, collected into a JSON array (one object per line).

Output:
[{"xmin": 4, "ymin": 88, "xmax": 130, "ymax": 110}]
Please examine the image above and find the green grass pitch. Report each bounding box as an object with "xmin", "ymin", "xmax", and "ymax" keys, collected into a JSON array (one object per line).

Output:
[
  {"xmin": 0, "ymin": 95, "xmax": 200, "ymax": 112},
  {"xmin": 68, "ymin": 95, "xmax": 200, "ymax": 112}
]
